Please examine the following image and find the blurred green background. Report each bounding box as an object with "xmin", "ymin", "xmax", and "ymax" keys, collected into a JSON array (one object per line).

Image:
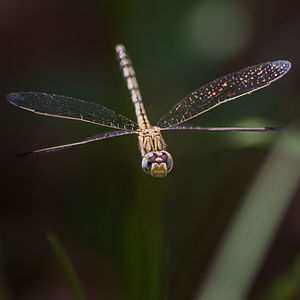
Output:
[{"xmin": 0, "ymin": 0, "xmax": 299, "ymax": 299}]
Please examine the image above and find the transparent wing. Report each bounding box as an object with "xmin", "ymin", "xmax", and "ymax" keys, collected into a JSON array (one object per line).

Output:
[
  {"xmin": 17, "ymin": 130, "xmax": 135, "ymax": 156},
  {"xmin": 6, "ymin": 92, "xmax": 139, "ymax": 131},
  {"xmin": 157, "ymin": 61, "xmax": 291, "ymax": 128},
  {"xmin": 160, "ymin": 125, "xmax": 284, "ymax": 132}
]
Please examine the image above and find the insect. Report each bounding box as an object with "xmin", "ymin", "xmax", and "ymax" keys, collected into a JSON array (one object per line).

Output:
[{"xmin": 6, "ymin": 45, "xmax": 291, "ymax": 178}]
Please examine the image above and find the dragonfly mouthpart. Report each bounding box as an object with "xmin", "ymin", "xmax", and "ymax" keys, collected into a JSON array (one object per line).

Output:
[{"xmin": 141, "ymin": 151, "xmax": 173, "ymax": 178}]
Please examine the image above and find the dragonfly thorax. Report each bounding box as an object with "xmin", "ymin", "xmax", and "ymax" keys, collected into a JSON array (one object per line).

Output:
[
  {"xmin": 138, "ymin": 126, "xmax": 165, "ymax": 156},
  {"xmin": 139, "ymin": 127, "xmax": 173, "ymax": 177}
]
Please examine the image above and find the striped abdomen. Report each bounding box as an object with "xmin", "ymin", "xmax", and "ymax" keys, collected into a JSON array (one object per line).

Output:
[{"xmin": 115, "ymin": 44, "xmax": 150, "ymax": 130}]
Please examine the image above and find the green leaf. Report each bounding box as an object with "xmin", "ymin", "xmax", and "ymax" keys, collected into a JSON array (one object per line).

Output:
[
  {"xmin": 194, "ymin": 129, "xmax": 300, "ymax": 300},
  {"xmin": 47, "ymin": 233, "xmax": 86, "ymax": 300}
]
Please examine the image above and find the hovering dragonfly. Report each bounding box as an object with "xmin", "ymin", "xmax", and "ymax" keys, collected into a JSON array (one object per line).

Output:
[{"xmin": 6, "ymin": 45, "xmax": 291, "ymax": 177}]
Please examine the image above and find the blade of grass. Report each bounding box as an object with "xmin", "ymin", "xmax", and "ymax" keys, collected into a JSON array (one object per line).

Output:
[
  {"xmin": 47, "ymin": 233, "xmax": 86, "ymax": 300},
  {"xmin": 194, "ymin": 129, "xmax": 300, "ymax": 300}
]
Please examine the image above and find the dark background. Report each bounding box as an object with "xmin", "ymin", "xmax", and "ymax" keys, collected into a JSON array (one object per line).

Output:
[{"xmin": 1, "ymin": 0, "xmax": 299, "ymax": 299}]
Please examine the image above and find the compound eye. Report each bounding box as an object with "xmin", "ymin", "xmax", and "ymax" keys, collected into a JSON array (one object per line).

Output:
[
  {"xmin": 160, "ymin": 151, "xmax": 173, "ymax": 171},
  {"xmin": 141, "ymin": 156, "xmax": 153, "ymax": 175},
  {"xmin": 159, "ymin": 152, "xmax": 168, "ymax": 160},
  {"xmin": 148, "ymin": 152, "xmax": 157, "ymax": 162}
]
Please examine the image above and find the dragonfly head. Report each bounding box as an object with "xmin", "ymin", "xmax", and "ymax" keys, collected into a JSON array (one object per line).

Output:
[{"xmin": 141, "ymin": 151, "xmax": 173, "ymax": 178}]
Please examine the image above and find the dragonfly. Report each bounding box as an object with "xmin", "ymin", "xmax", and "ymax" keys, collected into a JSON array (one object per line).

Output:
[{"xmin": 6, "ymin": 45, "xmax": 291, "ymax": 178}]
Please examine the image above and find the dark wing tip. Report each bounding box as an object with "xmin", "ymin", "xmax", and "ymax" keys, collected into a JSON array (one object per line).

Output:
[
  {"xmin": 271, "ymin": 60, "xmax": 291, "ymax": 74},
  {"xmin": 265, "ymin": 126, "xmax": 286, "ymax": 132},
  {"xmin": 5, "ymin": 92, "xmax": 25, "ymax": 107},
  {"xmin": 17, "ymin": 151, "xmax": 34, "ymax": 157}
]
